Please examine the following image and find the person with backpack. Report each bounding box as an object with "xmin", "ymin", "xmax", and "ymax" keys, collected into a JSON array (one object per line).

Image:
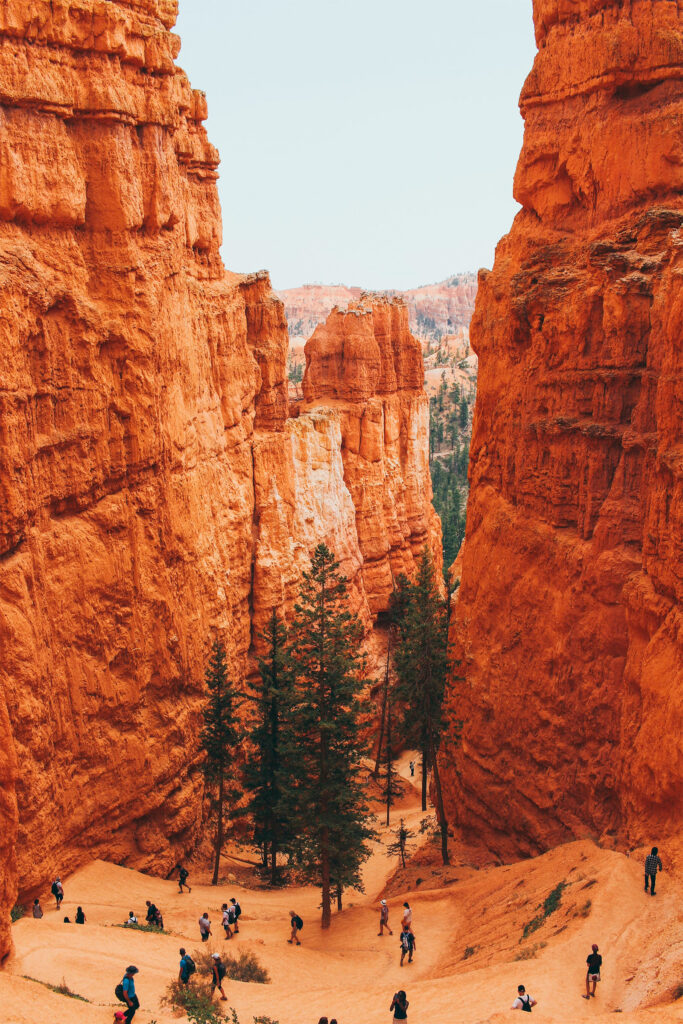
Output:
[
  {"xmin": 401, "ymin": 902, "xmax": 413, "ymax": 933},
  {"xmin": 51, "ymin": 877, "xmax": 64, "ymax": 910},
  {"xmin": 32, "ymin": 898, "xmax": 43, "ymax": 919},
  {"xmin": 230, "ymin": 897, "xmax": 241, "ymax": 933},
  {"xmin": 221, "ymin": 903, "xmax": 233, "ymax": 939},
  {"xmin": 199, "ymin": 911, "xmax": 212, "ymax": 941},
  {"xmin": 210, "ymin": 953, "xmax": 228, "ymax": 1001},
  {"xmin": 288, "ymin": 910, "xmax": 303, "ymax": 945},
  {"xmin": 390, "ymin": 989, "xmax": 409, "ymax": 1021},
  {"xmin": 126, "ymin": 911, "xmax": 138, "ymax": 926},
  {"xmin": 178, "ymin": 947, "xmax": 196, "ymax": 986},
  {"xmin": 176, "ymin": 864, "xmax": 192, "ymax": 894},
  {"xmin": 145, "ymin": 901, "xmax": 158, "ymax": 926},
  {"xmin": 511, "ymin": 985, "xmax": 536, "ymax": 1011},
  {"xmin": 584, "ymin": 944, "xmax": 602, "ymax": 999},
  {"xmin": 378, "ymin": 899, "xmax": 393, "ymax": 936},
  {"xmin": 75, "ymin": 906, "xmax": 86, "ymax": 924},
  {"xmin": 644, "ymin": 847, "xmax": 663, "ymax": 895},
  {"xmin": 399, "ymin": 927, "xmax": 416, "ymax": 966},
  {"xmin": 115, "ymin": 965, "xmax": 140, "ymax": 1023}
]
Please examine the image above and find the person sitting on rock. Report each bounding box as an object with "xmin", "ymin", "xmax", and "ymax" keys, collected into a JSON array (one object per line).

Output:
[{"xmin": 126, "ymin": 911, "xmax": 138, "ymax": 926}]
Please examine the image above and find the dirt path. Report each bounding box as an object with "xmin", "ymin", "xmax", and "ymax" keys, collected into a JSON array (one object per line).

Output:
[{"xmin": 2, "ymin": 753, "xmax": 681, "ymax": 1024}]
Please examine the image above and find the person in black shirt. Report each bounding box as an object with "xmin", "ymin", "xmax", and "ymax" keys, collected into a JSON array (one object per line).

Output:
[
  {"xmin": 584, "ymin": 943, "xmax": 602, "ymax": 999},
  {"xmin": 390, "ymin": 989, "xmax": 409, "ymax": 1021}
]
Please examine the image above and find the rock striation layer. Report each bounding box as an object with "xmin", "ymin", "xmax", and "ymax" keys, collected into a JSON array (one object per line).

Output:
[
  {"xmin": 0, "ymin": 2, "xmax": 440, "ymax": 957},
  {"xmin": 441, "ymin": 0, "xmax": 683, "ymax": 857}
]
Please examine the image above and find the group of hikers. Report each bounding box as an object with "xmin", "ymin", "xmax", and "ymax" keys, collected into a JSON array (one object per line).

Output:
[{"xmin": 32, "ymin": 847, "xmax": 664, "ymax": 1023}]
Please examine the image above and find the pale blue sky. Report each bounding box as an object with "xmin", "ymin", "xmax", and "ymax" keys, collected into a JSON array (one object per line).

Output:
[{"xmin": 175, "ymin": 1, "xmax": 536, "ymax": 291}]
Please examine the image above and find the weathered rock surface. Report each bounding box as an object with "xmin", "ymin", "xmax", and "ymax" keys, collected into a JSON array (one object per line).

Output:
[
  {"xmin": 302, "ymin": 297, "xmax": 443, "ymax": 611},
  {"xmin": 0, "ymin": 1, "xmax": 440, "ymax": 957},
  {"xmin": 441, "ymin": 0, "xmax": 683, "ymax": 857}
]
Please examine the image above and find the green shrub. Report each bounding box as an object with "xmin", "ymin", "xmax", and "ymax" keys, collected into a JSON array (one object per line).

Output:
[
  {"xmin": 463, "ymin": 946, "xmax": 477, "ymax": 959},
  {"xmin": 10, "ymin": 904, "xmax": 25, "ymax": 922},
  {"xmin": 193, "ymin": 948, "xmax": 270, "ymax": 984},
  {"xmin": 163, "ymin": 980, "xmax": 225, "ymax": 1023},
  {"xmin": 522, "ymin": 881, "xmax": 567, "ymax": 940},
  {"xmin": 113, "ymin": 921, "xmax": 171, "ymax": 936},
  {"xmin": 22, "ymin": 976, "xmax": 89, "ymax": 1002}
]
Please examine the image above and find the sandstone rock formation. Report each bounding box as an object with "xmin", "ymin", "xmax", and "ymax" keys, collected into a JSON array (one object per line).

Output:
[
  {"xmin": 441, "ymin": 0, "xmax": 683, "ymax": 857},
  {"xmin": 0, "ymin": 1, "xmax": 440, "ymax": 959}
]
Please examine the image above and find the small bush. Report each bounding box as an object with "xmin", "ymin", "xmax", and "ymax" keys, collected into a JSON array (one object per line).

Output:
[
  {"xmin": 10, "ymin": 904, "xmax": 25, "ymax": 922},
  {"xmin": 22, "ymin": 976, "xmax": 89, "ymax": 1002},
  {"xmin": 515, "ymin": 941, "xmax": 547, "ymax": 961},
  {"xmin": 193, "ymin": 948, "xmax": 270, "ymax": 985},
  {"xmin": 578, "ymin": 899, "xmax": 592, "ymax": 918},
  {"xmin": 463, "ymin": 945, "xmax": 477, "ymax": 959},
  {"xmin": 113, "ymin": 921, "xmax": 171, "ymax": 936},
  {"xmin": 163, "ymin": 980, "xmax": 225, "ymax": 1023},
  {"xmin": 522, "ymin": 881, "xmax": 567, "ymax": 940}
]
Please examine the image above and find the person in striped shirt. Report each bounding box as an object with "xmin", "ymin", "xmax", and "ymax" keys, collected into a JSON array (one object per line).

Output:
[{"xmin": 644, "ymin": 847, "xmax": 663, "ymax": 895}]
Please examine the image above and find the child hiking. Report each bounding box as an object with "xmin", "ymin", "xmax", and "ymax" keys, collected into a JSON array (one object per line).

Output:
[{"xmin": 584, "ymin": 944, "xmax": 602, "ymax": 999}]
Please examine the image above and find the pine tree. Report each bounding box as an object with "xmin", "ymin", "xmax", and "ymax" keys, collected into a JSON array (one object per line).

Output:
[
  {"xmin": 287, "ymin": 544, "xmax": 375, "ymax": 928},
  {"xmin": 386, "ymin": 818, "xmax": 415, "ymax": 869},
  {"xmin": 392, "ymin": 546, "xmax": 450, "ymax": 862},
  {"xmin": 243, "ymin": 609, "xmax": 296, "ymax": 885},
  {"xmin": 200, "ymin": 639, "xmax": 243, "ymax": 885}
]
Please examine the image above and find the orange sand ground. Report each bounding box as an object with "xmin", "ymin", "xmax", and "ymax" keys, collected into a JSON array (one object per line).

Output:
[{"xmin": 3, "ymin": 756, "xmax": 681, "ymax": 1024}]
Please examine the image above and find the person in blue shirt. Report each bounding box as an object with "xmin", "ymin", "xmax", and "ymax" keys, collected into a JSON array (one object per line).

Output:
[
  {"xmin": 178, "ymin": 948, "xmax": 194, "ymax": 986},
  {"xmin": 121, "ymin": 966, "xmax": 139, "ymax": 1023}
]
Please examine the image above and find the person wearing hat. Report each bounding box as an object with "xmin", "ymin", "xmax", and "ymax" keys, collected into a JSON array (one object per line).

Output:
[
  {"xmin": 584, "ymin": 944, "xmax": 602, "ymax": 999},
  {"xmin": 378, "ymin": 899, "xmax": 393, "ymax": 936},
  {"xmin": 121, "ymin": 965, "xmax": 139, "ymax": 1023},
  {"xmin": 210, "ymin": 953, "xmax": 228, "ymax": 1001}
]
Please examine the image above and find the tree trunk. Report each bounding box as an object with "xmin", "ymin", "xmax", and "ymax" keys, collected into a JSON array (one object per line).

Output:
[
  {"xmin": 212, "ymin": 772, "xmax": 224, "ymax": 886},
  {"xmin": 270, "ymin": 839, "xmax": 278, "ymax": 886},
  {"xmin": 336, "ymin": 883, "xmax": 343, "ymax": 912},
  {"xmin": 385, "ymin": 698, "xmax": 393, "ymax": 827},
  {"xmin": 421, "ymin": 744, "xmax": 428, "ymax": 812},
  {"xmin": 431, "ymin": 743, "xmax": 450, "ymax": 865},
  {"xmin": 373, "ymin": 634, "xmax": 391, "ymax": 777},
  {"xmin": 321, "ymin": 832, "xmax": 331, "ymax": 929}
]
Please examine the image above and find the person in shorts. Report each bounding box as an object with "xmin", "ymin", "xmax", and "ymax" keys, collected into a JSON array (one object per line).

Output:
[
  {"xmin": 230, "ymin": 897, "xmax": 241, "ymax": 933},
  {"xmin": 288, "ymin": 910, "xmax": 302, "ymax": 945},
  {"xmin": 221, "ymin": 903, "xmax": 233, "ymax": 939},
  {"xmin": 199, "ymin": 912, "xmax": 212, "ymax": 941},
  {"xmin": 378, "ymin": 899, "xmax": 393, "ymax": 936},
  {"xmin": 584, "ymin": 944, "xmax": 602, "ymax": 998},
  {"xmin": 399, "ymin": 927, "xmax": 415, "ymax": 966},
  {"xmin": 210, "ymin": 953, "xmax": 228, "ymax": 1001},
  {"xmin": 177, "ymin": 864, "xmax": 192, "ymax": 893}
]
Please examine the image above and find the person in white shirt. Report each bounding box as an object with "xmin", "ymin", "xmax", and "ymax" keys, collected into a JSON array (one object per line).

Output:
[
  {"xmin": 198, "ymin": 913, "xmax": 212, "ymax": 941},
  {"xmin": 512, "ymin": 984, "xmax": 536, "ymax": 1011},
  {"xmin": 126, "ymin": 911, "xmax": 138, "ymax": 926},
  {"xmin": 401, "ymin": 902, "xmax": 413, "ymax": 933}
]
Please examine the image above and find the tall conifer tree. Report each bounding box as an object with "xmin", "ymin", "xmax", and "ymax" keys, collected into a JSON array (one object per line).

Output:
[
  {"xmin": 287, "ymin": 544, "xmax": 375, "ymax": 928},
  {"xmin": 200, "ymin": 639, "xmax": 242, "ymax": 885}
]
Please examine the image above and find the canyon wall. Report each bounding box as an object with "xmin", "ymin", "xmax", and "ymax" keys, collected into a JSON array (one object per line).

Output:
[
  {"xmin": 0, "ymin": 1, "xmax": 440, "ymax": 958},
  {"xmin": 442, "ymin": 0, "xmax": 683, "ymax": 857}
]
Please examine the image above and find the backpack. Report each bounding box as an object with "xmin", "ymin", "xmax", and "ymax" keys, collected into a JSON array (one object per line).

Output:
[
  {"xmin": 217, "ymin": 962, "xmax": 227, "ymax": 981},
  {"xmin": 182, "ymin": 955, "xmax": 196, "ymax": 977},
  {"xmin": 115, "ymin": 982, "xmax": 126, "ymax": 1003},
  {"xmin": 51, "ymin": 882, "xmax": 59, "ymax": 896},
  {"xmin": 233, "ymin": 902, "xmax": 241, "ymax": 919},
  {"xmin": 400, "ymin": 932, "xmax": 410, "ymax": 950},
  {"xmin": 227, "ymin": 907, "xmax": 236, "ymax": 923},
  {"xmin": 293, "ymin": 915, "xmax": 303, "ymax": 930},
  {"xmin": 520, "ymin": 995, "xmax": 532, "ymax": 1013}
]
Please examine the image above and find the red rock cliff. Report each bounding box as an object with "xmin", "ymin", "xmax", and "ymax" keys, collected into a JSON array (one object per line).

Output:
[
  {"xmin": 441, "ymin": 0, "xmax": 683, "ymax": 857},
  {"xmin": 0, "ymin": 2, "xmax": 441, "ymax": 957}
]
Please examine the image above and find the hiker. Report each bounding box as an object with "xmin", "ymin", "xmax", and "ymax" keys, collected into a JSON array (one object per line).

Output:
[
  {"xmin": 644, "ymin": 846, "xmax": 663, "ymax": 895},
  {"xmin": 317, "ymin": 1018, "xmax": 329, "ymax": 1024},
  {"xmin": 390, "ymin": 989, "xmax": 409, "ymax": 1021},
  {"xmin": 230, "ymin": 897, "xmax": 241, "ymax": 933},
  {"xmin": 63, "ymin": 916, "xmax": 71, "ymax": 923},
  {"xmin": 210, "ymin": 952, "xmax": 228, "ymax": 1001},
  {"xmin": 199, "ymin": 911, "xmax": 212, "ymax": 941},
  {"xmin": 51, "ymin": 877, "xmax": 64, "ymax": 910},
  {"xmin": 117, "ymin": 965, "xmax": 140, "ymax": 1024},
  {"xmin": 126, "ymin": 911, "xmax": 138, "ymax": 926},
  {"xmin": 154, "ymin": 906, "xmax": 164, "ymax": 929},
  {"xmin": 409, "ymin": 761, "xmax": 415, "ymax": 778},
  {"xmin": 288, "ymin": 910, "xmax": 303, "ymax": 945},
  {"xmin": 145, "ymin": 901, "xmax": 158, "ymax": 926},
  {"xmin": 399, "ymin": 927, "xmax": 416, "ymax": 966},
  {"xmin": 221, "ymin": 902, "xmax": 233, "ymax": 939},
  {"xmin": 177, "ymin": 864, "xmax": 192, "ymax": 894},
  {"xmin": 75, "ymin": 906, "xmax": 86, "ymax": 925},
  {"xmin": 584, "ymin": 944, "xmax": 602, "ymax": 999},
  {"xmin": 511, "ymin": 985, "xmax": 536, "ymax": 1011},
  {"xmin": 178, "ymin": 947, "xmax": 195, "ymax": 986},
  {"xmin": 401, "ymin": 902, "xmax": 413, "ymax": 933},
  {"xmin": 378, "ymin": 899, "xmax": 393, "ymax": 936},
  {"xmin": 32, "ymin": 898, "xmax": 43, "ymax": 919}
]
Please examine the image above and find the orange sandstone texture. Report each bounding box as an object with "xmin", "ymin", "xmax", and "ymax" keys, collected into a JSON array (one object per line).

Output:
[
  {"xmin": 302, "ymin": 297, "xmax": 443, "ymax": 611},
  {"xmin": 441, "ymin": 0, "xmax": 683, "ymax": 857},
  {"xmin": 0, "ymin": 1, "xmax": 440, "ymax": 959}
]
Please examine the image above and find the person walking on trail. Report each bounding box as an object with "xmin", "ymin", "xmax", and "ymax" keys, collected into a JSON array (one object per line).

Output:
[
  {"xmin": 409, "ymin": 761, "xmax": 415, "ymax": 778},
  {"xmin": 176, "ymin": 864, "xmax": 192, "ymax": 893},
  {"xmin": 288, "ymin": 910, "xmax": 303, "ymax": 945},
  {"xmin": 583, "ymin": 944, "xmax": 602, "ymax": 999},
  {"xmin": 199, "ymin": 912, "xmax": 212, "ymax": 941},
  {"xmin": 210, "ymin": 953, "xmax": 228, "ymax": 1001},
  {"xmin": 401, "ymin": 902, "xmax": 413, "ymax": 933},
  {"xmin": 221, "ymin": 903, "xmax": 233, "ymax": 939},
  {"xmin": 178, "ymin": 947, "xmax": 195, "ymax": 986},
  {"xmin": 230, "ymin": 897, "xmax": 241, "ymax": 933},
  {"xmin": 390, "ymin": 989, "xmax": 409, "ymax": 1021},
  {"xmin": 644, "ymin": 847, "xmax": 663, "ymax": 895},
  {"xmin": 75, "ymin": 905, "xmax": 86, "ymax": 924},
  {"xmin": 51, "ymin": 877, "xmax": 64, "ymax": 910},
  {"xmin": 378, "ymin": 899, "xmax": 393, "ymax": 936},
  {"xmin": 512, "ymin": 985, "xmax": 536, "ymax": 1011},
  {"xmin": 118, "ymin": 965, "xmax": 140, "ymax": 1024},
  {"xmin": 32, "ymin": 898, "xmax": 43, "ymax": 919},
  {"xmin": 399, "ymin": 927, "xmax": 416, "ymax": 966}
]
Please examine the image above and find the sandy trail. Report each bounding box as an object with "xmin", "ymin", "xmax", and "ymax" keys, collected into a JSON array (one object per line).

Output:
[{"xmin": 2, "ymin": 754, "xmax": 681, "ymax": 1024}]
